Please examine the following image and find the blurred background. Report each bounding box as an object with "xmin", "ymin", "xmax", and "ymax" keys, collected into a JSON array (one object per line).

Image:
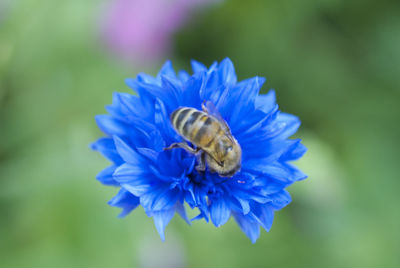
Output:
[{"xmin": 1, "ymin": 0, "xmax": 399, "ymax": 267}]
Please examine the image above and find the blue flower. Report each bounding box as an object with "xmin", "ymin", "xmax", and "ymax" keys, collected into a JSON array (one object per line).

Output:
[{"xmin": 91, "ymin": 58, "xmax": 307, "ymax": 243}]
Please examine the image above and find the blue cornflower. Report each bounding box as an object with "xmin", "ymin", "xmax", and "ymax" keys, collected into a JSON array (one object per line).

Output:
[{"xmin": 91, "ymin": 58, "xmax": 307, "ymax": 243}]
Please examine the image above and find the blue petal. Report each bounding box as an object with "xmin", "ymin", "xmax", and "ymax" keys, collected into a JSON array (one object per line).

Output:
[
  {"xmin": 95, "ymin": 115, "xmax": 131, "ymax": 137},
  {"xmin": 178, "ymin": 70, "xmax": 190, "ymax": 82},
  {"xmin": 229, "ymin": 77, "xmax": 266, "ymax": 125},
  {"xmin": 140, "ymin": 186, "xmax": 180, "ymax": 211},
  {"xmin": 245, "ymin": 160, "xmax": 306, "ymax": 184},
  {"xmin": 125, "ymin": 79, "xmax": 177, "ymax": 110},
  {"xmin": 218, "ymin": 58, "xmax": 237, "ymax": 86},
  {"xmin": 185, "ymin": 184, "xmax": 209, "ymax": 222},
  {"xmin": 113, "ymin": 163, "xmax": 149, "ymax": 182},
  {"xmin": 210, "ymin": 197, "xmax": 231, "ymax": 227},
  {"xmin": 175, "ymin": 202, "xmax": 191, "ymax": 225},
  {"xmin": 232, "ymin": 110, "xmax": 272, "ymax": 138},
  {"xmin": 157, "ymin": 60, "xmax": 176, "ymax": 80},
  {"xmin": 257, "ymin": 204, "xmax": 274, "ymax": 231},
  {"xmin": 280, "ymin": 140, "xmax": 307, "ymax": 161},
  {"xmin": 154, "ymin": 98, "xmax": 178, "ymax": 143},
  {"xmin": 244, "ymin": 138, "xmax": 302, "ymax": 164},
  {"xmin": 191, "ymin": 205, "xmax": 209, "ymax": 223},
  {"xmin": 90, "ymin": 137, "xmax": 123, "ymax": 164},
  {"xmin": 204, "ymin": 69, "xmax": 220, "ymax": 92},
  {"xmin": 122, "ymin": 183, "xmax": 153, "ymax": 197},
  {"xmin": 161, "ymin": 75, "xmax": 182, "ymax": 105},
  {"xmin": 113, "ymin": 164, "xmax": 153, "ymax": 196},
  {"xmin": 110, "ymin": 92, "xmax": 149, "ymax": 119},
  {"xmin": 235, "ymin": 106, "xmax": 279, "ymax": 141},
  {"xmin": 136, "ymin": 147, "xmax": 159, "ymax": 162},
  {"xmin": 113, "ymin": 136, "xmax": 145, "ymax": 165},
  {"xmin": 253, "ymin": 178, "xmax": 286, "ymax": 195},
  {"xmin": 96, "ymin": 165, "xmax": 119, "ymax": 186},
  {"xmin": 181, "ymin": 73, "xmax": 204, "ymax": 109},
  {"xmin": 136, "ymin": 72, "xmax": 159, "ymax": 85},
  {"xmin": 208, "ymin": 61, "xmax": 218, "ymax": 72},
  {"xmin": 151, "ymin": 188, "xmax": 180, "ymax": 211},
  {"xmin": 126, "ymin": 116, "xmax": 157, "ymax": 133},
  {"xmin": 125, "ymin": 77, "xmax": 156, "ymax": 113},
  {"xmin": 151, "ymin": 208, "xmax": 176, "ymax": 241},
  {"xmin": 146, "ymin": 130, "xmax": 165, "ymax": 152},
  {"xmin": 280, "ymin": 162, "xmax": 308, "ymax": 182},
  {"xmin": 233, "ymin": 213, "xmax": 260, "ymax": 243},
  {"xmin": 127, "ymin": 124, "xmax": 163, "ymax": 150},
  {"xmin": 108, "ymin": 188, "xmax": 140, "ymax": 217},
  {"xmin": 191, "ymin": 213, "xmax": 205, "ymax": 221},
  {"xmin": 191, "ymin": 59, "xmax": 208, "ymax": 73},
  {"xmin": 255, "ymin": 90, "xmax": 276, "ymax": 113},
  {"xmin": 270, "ymin": 190, "xmax": 292, "ymax": 210},
  {"xmin": 217, "ymin": 76, "xmax": 265, "ymax": 124},
  {"xmin": 236, "ymin": 197, "xmax": 250, "ymax": 215},
  {"xmin": 273, "ymin": 113, "xmax": 301, "ymax": 140},
  {"xmin": 230, "ymin": 187, "xmax": 271, "ymax": 204}
]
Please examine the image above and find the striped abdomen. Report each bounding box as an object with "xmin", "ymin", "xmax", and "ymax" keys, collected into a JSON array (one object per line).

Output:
[{"xmin": 170, "ymin": 107, "xmax": 224, "ymax": 151}]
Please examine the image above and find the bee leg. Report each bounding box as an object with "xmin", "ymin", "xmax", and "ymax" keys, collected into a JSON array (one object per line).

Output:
[
  {"xmin": 164, "ymin": 142, "xmax": 200, "ymax": 154},
  {"xmin": 201, "ymin": 100, "xmax": 209, "ymax": 114},
  {"xmin": 195, "ymin": 152, "xmax": 206, "ymax": 172}
]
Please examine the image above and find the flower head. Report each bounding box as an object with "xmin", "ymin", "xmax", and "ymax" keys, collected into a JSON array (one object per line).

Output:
[{"xmin": 91, "ymin": 58, "xmax": 307, "ymax": 243}]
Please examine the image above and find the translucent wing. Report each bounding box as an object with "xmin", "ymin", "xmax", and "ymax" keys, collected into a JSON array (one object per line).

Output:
[{"xmin": 202, "ymin": 100, "xmax": 232, "ymax": 136}]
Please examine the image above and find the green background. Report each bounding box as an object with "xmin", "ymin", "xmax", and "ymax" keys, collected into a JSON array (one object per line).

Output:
[{"xmin": 1, "ymin": 0, "xmax": 399, "ymax": 267}]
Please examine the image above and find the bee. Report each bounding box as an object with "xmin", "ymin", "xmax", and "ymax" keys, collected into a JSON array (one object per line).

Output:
[{"xmin": 164, "ymin": 101, "xmax": 241, "ymax": 177}]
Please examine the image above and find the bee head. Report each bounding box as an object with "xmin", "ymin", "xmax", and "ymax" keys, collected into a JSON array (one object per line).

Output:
[
  {"xmin": 224, "ymin": 139, "xmax": 241, "ymax": 164},
  {"xmin": 209, "ymin": 136, "xmax": 241, "ymax": 177}
]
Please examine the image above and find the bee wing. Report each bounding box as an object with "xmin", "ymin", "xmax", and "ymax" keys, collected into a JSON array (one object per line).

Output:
[{"xmin": 202, "ymin": 100, "xmax": 232, "ymax": 136}]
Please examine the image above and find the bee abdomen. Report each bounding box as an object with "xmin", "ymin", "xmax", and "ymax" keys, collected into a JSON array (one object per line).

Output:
[
  {"xmin": 170, "ymin": 107, "xmax": 191, "ymax": 130},
  {"xmin": 171, "ymin": 107, "xmax": 198, "ymax": 137},
  {"xmin": 171, "ymin": 107, "xmax": 221, "ymax": 148}
]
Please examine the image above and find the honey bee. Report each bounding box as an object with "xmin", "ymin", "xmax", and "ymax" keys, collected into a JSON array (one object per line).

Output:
[{"xmin": 164, "ymin": 101, "xmax": 241, "ymax": 177}]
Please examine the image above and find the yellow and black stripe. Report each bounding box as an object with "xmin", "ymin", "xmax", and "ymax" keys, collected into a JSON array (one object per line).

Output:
[{"xmin": 170, "ymin": 107, "xmax": 224, "ymax": 150}]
